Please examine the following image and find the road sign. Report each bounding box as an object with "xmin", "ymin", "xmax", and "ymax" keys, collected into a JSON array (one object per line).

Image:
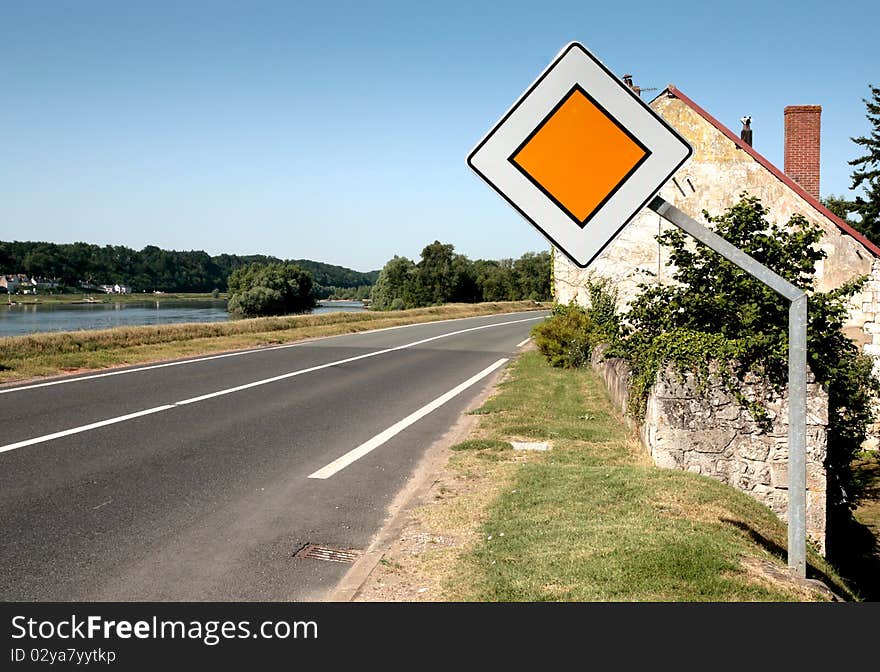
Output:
[
  {"xmin": 467, "ymin": 42, "xmax": 692, "ymax": 267},
  {"xmin": 468, "ymin": 41, "xmax": 808, "ymax": 577}
]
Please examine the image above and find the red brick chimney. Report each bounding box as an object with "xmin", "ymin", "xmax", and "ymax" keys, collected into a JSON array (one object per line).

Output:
[{"xmin": 784, "ymin": 105, "xmax": 821, "ymax": 200}]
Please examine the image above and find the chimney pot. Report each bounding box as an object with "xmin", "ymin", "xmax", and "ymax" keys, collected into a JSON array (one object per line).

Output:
[
  {"xmin": 740, "ymin": 115, "xmax": 753, "ymax": 147},
  {"xmin": 784, "ymin": 105, "xmax": 821, "ymax": 200},
  {"xmin": 621, "ymin": 74, "xmax": 641, "ymax": 97}
]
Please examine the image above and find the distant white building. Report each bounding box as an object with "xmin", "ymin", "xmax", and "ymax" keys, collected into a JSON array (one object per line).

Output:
[
  {"xmin": 0, "ymin": 274, "xmax": 29, "ymax": 293},
  {"xmin": 30, "ymin": 277, "xmax": 60, "ymax": 290},
  {"xmin": 98, "ymin": 284, "xmax": 131, "ymax": 294},
  {"xmin": 0, "ymin": 274, "xmax": 57, "ymax": 293}
]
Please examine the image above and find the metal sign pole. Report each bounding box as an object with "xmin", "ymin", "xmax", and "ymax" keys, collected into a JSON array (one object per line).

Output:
[
  {"xmin": 788, "ymin": 295, "xmax": 808, "ymax": 576},
  {"xmin": 648, "ymin": 196, "xmax": 808, "ymax": 577}
]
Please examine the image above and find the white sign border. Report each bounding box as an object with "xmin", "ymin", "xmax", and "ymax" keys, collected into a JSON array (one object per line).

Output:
[{"xmin": 467, "ymin": 42, "xmax": 693, "ymax": 268}]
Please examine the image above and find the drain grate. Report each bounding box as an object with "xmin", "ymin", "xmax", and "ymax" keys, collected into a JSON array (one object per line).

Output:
[{"xmin": 294, "ymin": 543, "xmax": 361, "ymax": 564}]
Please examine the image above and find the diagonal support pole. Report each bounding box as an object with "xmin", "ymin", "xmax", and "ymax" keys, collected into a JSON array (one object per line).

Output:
[{"xmin": 648, "ymin": 196, "xmax": 808, "ymax": 577}]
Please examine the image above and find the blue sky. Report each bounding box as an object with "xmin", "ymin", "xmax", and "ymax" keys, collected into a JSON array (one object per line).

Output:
[{"xmin": 1, "ymin": 1, "xmax": 877, "ymax": 271}]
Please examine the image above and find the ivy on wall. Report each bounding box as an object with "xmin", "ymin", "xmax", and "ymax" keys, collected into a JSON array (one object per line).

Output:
[{"xmin": 538, "ymin": 195, "xmax": 879, "ymax": 515}]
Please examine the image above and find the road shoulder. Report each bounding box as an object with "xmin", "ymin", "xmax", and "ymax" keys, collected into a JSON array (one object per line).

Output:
[{"xmin": 326, "ymin": 348, "xmax": 527, "ymax": 602}]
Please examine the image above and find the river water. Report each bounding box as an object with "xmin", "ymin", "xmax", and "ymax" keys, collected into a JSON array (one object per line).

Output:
[{"xmin": 0, "ymin": 300, "xmax": 366, "ymax": 337}]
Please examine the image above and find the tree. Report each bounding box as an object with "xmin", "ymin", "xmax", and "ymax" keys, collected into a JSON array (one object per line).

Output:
[
  {"xmin": 371, "ymin": 256, "xmax": 416, "ymax": 310},
  {"xmin": 615, "ymin": 196, "xmax": 879, "ymax": 519},
  {"xmin": 513, "ymin": 251, "xmax": 551, "ymax": 300},
  {"xmin": 226, "ymin": 262, "xmax": 316, "ymax": 317},
  {"xmin": 448, "ymin": 253, "xmax": 480, "ymax": 303},
  {"xmin": 474, "ymin": 259, "xmax": 511, "ymax": 301},
  {"xmin": 408, "ymin": 241, "xmax": 457, "ymax": 306},
  {"xmin": 0, "ymin": 240, "xmax": 378, "ymax": 295},
  {"xmin": 370, "ymin": 244, "xmax": 552, "ymax": 309},
  {"xmin": 821, "ymin": 195, "xmax": 857, "ymax": 224},
  {"xmin": 849, "ymin": 84, "xmax": 880, "ymax": 243}
]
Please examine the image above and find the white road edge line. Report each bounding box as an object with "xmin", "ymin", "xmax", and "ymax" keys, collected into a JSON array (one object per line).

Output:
[
  {"xmin": 308, "ymin": 358, "xmax": 509, "ymax": 480},
  {"xmin": 0, "ymin": 310, "xmax": 545, "ymax": 395},
  {"xmin": 516, "ymin": 337, "xmax": 531, "ymax": 347},
  {"xmin": 0, "ymin": 317, "xmax": 541, "ymax": 456}
]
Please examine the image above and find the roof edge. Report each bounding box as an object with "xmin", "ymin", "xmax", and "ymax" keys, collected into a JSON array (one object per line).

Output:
[{"xmin": 663, "ymin": 85, "xmax": 880, "ymax": 259}]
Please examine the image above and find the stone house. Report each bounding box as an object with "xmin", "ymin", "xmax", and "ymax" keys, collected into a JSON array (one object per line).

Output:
[
  {"xmin": 554, "ymin": 86, "xmax": 880, "ymax": 370},
  {"xmin": 553, "ymin": 85, "xmax": 880, "ymax": 551}
]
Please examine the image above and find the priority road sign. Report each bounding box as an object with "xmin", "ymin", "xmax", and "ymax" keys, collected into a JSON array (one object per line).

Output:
[
  {"xmin": 467, "ymin": 42, "xmax": 692, "ymax": 268},
  {"xmin": 468, "ymin": 42, "xmax": 810, "ymax": 578}
]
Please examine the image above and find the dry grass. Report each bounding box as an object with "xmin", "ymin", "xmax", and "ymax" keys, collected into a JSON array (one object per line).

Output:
[
  {"xmin": 0, "ymin": 301, "xmax": 545, "ymax": 384},
  {"xmin": 4, "ymin": 292, "xmax": 226, "ymax": 305}
]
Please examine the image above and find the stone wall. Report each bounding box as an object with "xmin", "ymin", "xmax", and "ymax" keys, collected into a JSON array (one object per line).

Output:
[{"xmin": 591, "ymin": 348, "xmax": 829, "ymax": 552}]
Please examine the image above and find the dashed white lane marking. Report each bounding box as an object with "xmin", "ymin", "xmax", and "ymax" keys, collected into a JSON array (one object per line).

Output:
[
  {"xmin": 516, "ymin": 337, "xmax": 531, "ymax": 347},
  {"xmin": 308, "ymin": 358, "xmax": 509, "ymax": 479}
]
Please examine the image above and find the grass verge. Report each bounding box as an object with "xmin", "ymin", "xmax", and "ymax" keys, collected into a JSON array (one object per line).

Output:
[
  {"xmin": 0, "ymin": 301, "xmax": 544, "ymax": 384},
  {"xmin": 358, "ymin": 351, "xmax": 855, "ymax": 602}
]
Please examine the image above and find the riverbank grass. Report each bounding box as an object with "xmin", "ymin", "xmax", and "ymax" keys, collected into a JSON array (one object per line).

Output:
[
  {"xmin": 3, "ymin": 292, "xmax": 226, "ymax": 305},
  {"xmin": 0, "ymin": 301, "xmax": 544, "ymax": 384},
  {"xmin": 362, "ymin": 351, "xmax": 855, "ymax": 601}
]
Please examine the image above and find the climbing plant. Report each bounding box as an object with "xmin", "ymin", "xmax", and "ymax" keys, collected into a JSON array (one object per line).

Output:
[{"xmin": 611, "ymin": 195, "xmax": 879, "ymax": 514}]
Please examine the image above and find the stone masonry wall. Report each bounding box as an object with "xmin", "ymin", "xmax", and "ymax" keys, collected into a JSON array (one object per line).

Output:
[
  {"xmin": 591, "ymin": 347, "xmax": 829, "ymax": 552},
  {"xmin": 851, "ymin": 258, "xmax": 880, "ymax": 448}
]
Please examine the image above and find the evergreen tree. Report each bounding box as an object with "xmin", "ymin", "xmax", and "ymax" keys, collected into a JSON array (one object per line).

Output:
[
  {"xmin": 821, "ymin": 194, "xmax": 857, "ymax": 224},
  {"xmin": 849, "ymin": 84, "xmax": 880, "ymax": 242}
]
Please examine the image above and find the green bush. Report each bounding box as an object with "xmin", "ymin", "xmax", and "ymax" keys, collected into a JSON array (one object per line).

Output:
[
  {"xmin": 531, "ymin": 278, "xmax": 621, "ymax": 369},
  {"xmin": 227, "ymin": 262, "xmax": 316, "ymax": 317},
  {"xmin": 531, "ymin": 303, "xmax": 598, "ymax": 368}
]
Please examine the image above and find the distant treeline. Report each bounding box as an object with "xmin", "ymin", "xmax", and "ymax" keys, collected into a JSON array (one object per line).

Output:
[
  {"xmin": 371, "ymin": 242, "xmax": 550, "ymax": 311},
  {"xmin": 0, "ymin": 241, "xmax": 378, "ymax": 295}
]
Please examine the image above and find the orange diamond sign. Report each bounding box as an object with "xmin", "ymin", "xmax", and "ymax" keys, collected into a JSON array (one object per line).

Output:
[
  {"xmin": 468, "ymin": 43, "xmax": 692, "ymax": 268},
  {"xmin": 510, "ymin": 85, "xmax": 649, "ymax": 227}
]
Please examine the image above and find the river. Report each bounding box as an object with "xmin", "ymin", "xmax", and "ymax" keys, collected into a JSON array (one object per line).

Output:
[{"xmin": 0, "ymin": 300, "xmax": 367, "ymax": 337}]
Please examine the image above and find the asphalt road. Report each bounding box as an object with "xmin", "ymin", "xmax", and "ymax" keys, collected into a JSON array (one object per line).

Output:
[{"xmin": 0, "ymin": 310, "xmax": 546, "ymax": 601}]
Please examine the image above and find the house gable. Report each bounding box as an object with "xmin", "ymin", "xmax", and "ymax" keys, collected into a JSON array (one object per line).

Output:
[
  {"xmin": 663, "ymin": 86, "xmax": 880, "ymax": 258},
  {"xmin": 647, "ymin": 90, "xmax": 876, "ymax": 294},
  {"xmin": 553, "ymin": 86, "xmax": 880, "ymax": 354}
]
